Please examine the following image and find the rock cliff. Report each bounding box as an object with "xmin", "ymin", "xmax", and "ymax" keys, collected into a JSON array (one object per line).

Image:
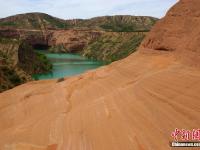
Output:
[
  {"xmin": 0, "ymin": 13, "xmax": 157, "ymax": 31},
  {"xmin": 1, "ymin": 0, "xmax": 200, "ymax": 150},
  {"xmin": 0, "ymin": 14, "xmax": 157, "ymax": 92},
  {"xmin": 141, "ymin": 0, "xmax": 200, "ymax": 67},
  {"xmin": 66, "ymin": 15, "xmax": 157, "ymax": 32},
  {"xmin": 0, "ymin": 14, "xmax": 157, "ymax": 58},
  {"xmin": 48, "ymin": 29, "xmax": 102, "ymax": 53},
  {"xmin": 0, "ymin": 36, "xmax": 52, "ymax": 92},
  {"xmin": 0, "ymin": 38, "xmax": 31, "ymax": 92},
  {"xmin": 0, "ymin": 13, "xmax": 66, "ymax": 30},
  {"xmin": 48, "ymin": 29, "xmax": 146, "ymax": 62}
]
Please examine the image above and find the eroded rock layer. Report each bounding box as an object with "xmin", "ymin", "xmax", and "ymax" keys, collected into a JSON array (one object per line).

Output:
[
  {"xmin": 0, "ymin": 35, "xmax": 52, "ymax": 92},
  {"xmin": 1, "ymin": 0, "xmax": 200, "ymax": 150},
  {"xmin": 0, "ymin": 14, "xmax": 156, "ymax": 92},
  {"xmin": 141, "ymin": 0, "xmax": 200, "ymax": 67}
]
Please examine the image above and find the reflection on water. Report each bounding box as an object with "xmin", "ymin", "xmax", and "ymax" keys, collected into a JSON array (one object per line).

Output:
[{"xmin": 32, "ymin": 51, "xmax": 103, "ymax": 80}]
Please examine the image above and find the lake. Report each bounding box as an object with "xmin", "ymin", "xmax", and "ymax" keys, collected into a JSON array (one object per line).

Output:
[{"xmin": 32, "ymin": 51, "xmax": 103, "ymax": 80}]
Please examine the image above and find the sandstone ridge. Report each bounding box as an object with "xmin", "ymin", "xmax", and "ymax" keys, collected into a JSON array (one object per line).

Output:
[{"xmin": 1, "ymin": 1, "xmax": 200, "ymax": 150}]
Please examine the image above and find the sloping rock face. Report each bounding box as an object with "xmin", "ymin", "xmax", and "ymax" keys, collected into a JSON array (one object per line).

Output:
[
  {"xmin": 0, "ymin": 14, "xmax": 158, "ymax": 51},
  {"xmin": 0, "ymin": 13, "xmax": 157, "ymax": 32},
  {"xmin": 48, "ymin": 29, "xmax": 102, "ymax": 53},
  {"xmin": 66, "ymin": 15, "xmax": 158, "ymax": 32},
  {"xmin": 0, "ymin": 39, "xmax": 31, "ymax": 92},
  {"xmin": 0, "ymin": 13, "xmax": 157, "ymax": 92},
  {"xmin": 1, "ymin": 1, "xmax": 200, "ymax": 150},
  {"xmin": 0, "ymin": 28, "xmax": 52, "ymax": 74},
  {"xmin": 141, "ymin": 0, "xmax": 200, "ymax": 67},
  {"xmin": 0, "ymin": 13, "xmax": 158, "ymax": 54},
  {"xmin": 48, "ymin": 30, "xmax": 146, "ymax": 63},
  {"xmin": 0, "ymin": 31, "xmax": 52, "ymax": 92},
  {"xmin": 0, "ymin": 28, "xmax": 49, "ymax": 48},
  {"xmin": 0, "ymin": 13, "xmax": 66, "ymax": 30}
]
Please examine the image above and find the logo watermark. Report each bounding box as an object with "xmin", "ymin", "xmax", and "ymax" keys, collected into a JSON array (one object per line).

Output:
[{"xmin": 171, "ymin": 128, "xmax": 200, "ymax": 147}]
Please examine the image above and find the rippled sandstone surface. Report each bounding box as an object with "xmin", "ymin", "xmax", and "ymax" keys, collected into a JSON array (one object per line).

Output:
[{"xmin": 1, "ymin": 0, "xmax": 200, "ymax": 149}]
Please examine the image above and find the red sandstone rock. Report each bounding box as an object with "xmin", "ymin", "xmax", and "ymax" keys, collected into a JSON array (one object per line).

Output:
[{"xmin": 1, "ymin": 1, "xmax": 200, "ymax": 150}]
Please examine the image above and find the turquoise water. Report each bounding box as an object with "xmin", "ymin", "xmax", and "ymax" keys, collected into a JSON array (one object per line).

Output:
[{"xmin": 33, "ymin": 51, "xmax": 103, "ymax": 80}]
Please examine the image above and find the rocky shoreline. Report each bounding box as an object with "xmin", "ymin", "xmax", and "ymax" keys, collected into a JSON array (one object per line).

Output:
[{"xmin": 0, "ymin": 15, "xmax": 157, "ymax": 92}]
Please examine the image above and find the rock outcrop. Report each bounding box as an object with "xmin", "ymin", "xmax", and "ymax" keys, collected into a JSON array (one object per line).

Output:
[
  {"xmin": 0, "ymin": 13, "xmax": 158, "ymax": 32},
  {"xmin": 0, "ymin": 14, "xmax": 157, "ymax": 92},
  {"xmin": 0, "ymin": 38, "xmax": 31, "ymax": 92},
  {"xmin": 66, "ymin": 15, "xmax": 158, "ymax": 32},
  {"xmin": 48, "ymin": 29, "xmax": 102, "ymax": 53},
  {"xmin": 2, "ymin": 1, "xmax": 200, "ymax": 149},
  {"xmin": 0, "ymin": 14, "xmax": 157, "ymax": 55},
  {"xmin": 0, "ymin": 28, "xmax": 49, "ymax": 48},
  {"xmin": 0, "ymin": 13, "xmax": 158, "ymax": 64},
  {"xmin": 0, "ymin": 36, "xmax": 52, "ymax": 92},
  {"xmin": 141, "ymin": 0, "xmax": 200, "ymax": 67},
  {"xmin": 0, "ymin": 13, "xmax": 66, "ymax": 30},
  {"xmin": 48, "ymin": 29, "xmax": 146, "ymax": 62}
]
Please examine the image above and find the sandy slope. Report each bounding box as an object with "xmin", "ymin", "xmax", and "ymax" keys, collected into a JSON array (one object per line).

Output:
[{"xmin": 1, "ymin": 0, "xmax": 200, "ymax": 150}]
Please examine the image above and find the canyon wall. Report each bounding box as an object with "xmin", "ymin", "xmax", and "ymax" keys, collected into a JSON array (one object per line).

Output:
[
  {"xmin": 48, "ymin": 29, "xmax": 102, "ymax": 53},
  {"xmin": 0, "ymin": 27, "xmax": 147, "ymax": 64},
  {"xmin": 48, "ymin": 30, "xmax": 146, "ymax": 62},
  {"xmin": 0, "ymin": 32, "xmax": 52, "ymax": 92},
  {"xmin": 0, "ymin": 14, "xmax": 156, "ymax": 92},
  {"xmin": 66, "ymin": 15, "xmax": 157, "ymax": 32},
  {"xmin": 1, "ymin": 0, "xmax": 200, "ymax": 150},
  {"xmin": 0, "ymin": 39, "xmax": 31, "ymax": 92}
]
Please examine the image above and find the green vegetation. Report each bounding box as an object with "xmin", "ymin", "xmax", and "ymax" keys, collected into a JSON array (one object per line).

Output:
[
  {"xmin": 0, "ymin": 13, "xmax": 157, "ymax": 91},
  {"xmin": 100, "ymin": 24, "xmax": 136, "ymax": 32},
  {"xmin": 83, "ymin": 32, "xmax": 145, "ymax": 63},
  {"xmin": 66, "ymin": 16, "xmax": 158, "ymax": 32},
  {"xmin": 0, "ymin": 13, "xmax": 66, "ymax": 29},
  {"xmin": 100, "ymin": 24, "xmax": 150, "ymax": 32},
  {"xmin": 0, "ymin": 13, "xmax": 158, "ymax": 32},
  {"xmin": 18, "ymin": 42, "xmax": 53, "ymax": 74},
  {"xmin": 0, "ymin": 38, "xmax": 53, "ymax": 92},
  {"xmin": 0, "ymin": 65, "xmax": 22, "ymax": 92},
  {"xmin": 0, "ymin": 21, "xmax": 17, "ymax": 27},
  {"xmin": 42, "ymin": 15, "xmax": 67, "ymax": 29},
  {"xmin": 0, "ymin": 37, "xmax": 19, "ymax": 44},
  {"xmin": 35, "ymin": 51, "xmax": 53, "ymax": 71},
  {"xmin": 0, "ymin": 51, "xmax": 26, "ymax": 92}
]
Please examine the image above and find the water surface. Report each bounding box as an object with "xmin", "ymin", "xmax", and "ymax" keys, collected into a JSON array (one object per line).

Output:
[{"xmin": 33, "ymin": 51, "xmax": 103, "ymax": 80}]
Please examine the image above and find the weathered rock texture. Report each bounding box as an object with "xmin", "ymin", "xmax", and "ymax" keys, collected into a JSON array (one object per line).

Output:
[
  {"xmin": 48, "ymin": 29, "xmax": 146, "ymax": 62},
  {"xmin": 0, "ymin": 14, "xmax": 157, "ymax": 63},
  {"xmin": 0, "ymin": 14, "xmax": 156, "ymax": 92},
  {"xmin": 48, "ymin": 29, "xmax": 102, "ymax": 53},
  {"xmin": 0, "ymin": 13, "xmax": 157, "ymax": 31},
  {"xmin": 0, "ymin": 39, "xmax": 31, "ymax": 92},
  {"xmin": 83, "ymin": 31, "xmax": 146, "ymax": 62},
  {"xmin": 0, "ymin": 36, "xmax": 52, "ymax": 92},
  {"xmin": 141, "ymin": 0, "xmax": 200, "ymax": 67},
  {"xmin": 66, "ymin": 15, "xmax": 157, "ymax": 32},
  {"xmin": 0, "ymin": 13, "xmax": 66, "ymax": 30},
  {"xmin": 1, "ymin": 1, "xmax": 200, "ymax": 150}
]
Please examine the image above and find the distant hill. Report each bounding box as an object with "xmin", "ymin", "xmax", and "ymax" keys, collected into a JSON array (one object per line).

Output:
[
  {"xmin": 0, "ymin": 13, "xmax": 158, "ymax": 32},
  {"xmin": 0, "ymin": 13, "xmax": 158, "ymax": 92},
  {"xmin": 0, "ymin": 13, "xmax": 66, "ymax": 30},
  {"xmin": 66, "ymin": 15, "xmax": 158, "ymax": 32}
]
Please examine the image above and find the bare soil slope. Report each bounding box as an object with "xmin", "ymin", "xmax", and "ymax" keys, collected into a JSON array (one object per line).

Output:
[{"xmin": 1, "ymin": 0, "xmax": 200, "ymax": 150}]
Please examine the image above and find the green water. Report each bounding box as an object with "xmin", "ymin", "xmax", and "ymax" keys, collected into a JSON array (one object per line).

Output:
[{"xmin": 33, "ymin": 51, "xmax": 103, "ymax": 80}]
